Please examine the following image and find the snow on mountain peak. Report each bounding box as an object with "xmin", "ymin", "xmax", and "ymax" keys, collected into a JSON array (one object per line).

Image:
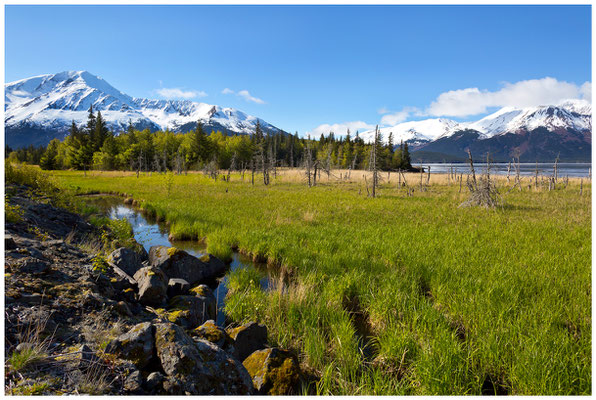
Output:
[{"xmin": 5, "ymin": 71, "xmax": 280, "ymax": 147}]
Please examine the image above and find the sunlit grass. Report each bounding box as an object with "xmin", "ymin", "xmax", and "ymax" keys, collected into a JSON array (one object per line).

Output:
[{"xmin": 48, "ymin": 168, "xmax": 591, "ymax": 395}]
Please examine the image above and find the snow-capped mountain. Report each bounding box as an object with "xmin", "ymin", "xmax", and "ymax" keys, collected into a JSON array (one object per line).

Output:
[
  {"xmin": 358, "ymin": 100, "xmax": 591, "ymax": 161},
  {"xmin": 360, "ymin": 100, "xmax": 591, "ymax": 146},
  {"xmin": 467, "ymin": 99, "xmax": 592, "ymax": 139},
  {"xmin": 5, "ymin": 71, "xmax": 281, "ymax": 147},
  {"xmin": 360, "ymin": 118, "xmax": 462, "ymax": 145}
]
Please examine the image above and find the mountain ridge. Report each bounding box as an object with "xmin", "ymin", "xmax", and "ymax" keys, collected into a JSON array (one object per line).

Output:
[{"xmin": 5, "ymin": 71, "xmax": 281, "ymax": 148}]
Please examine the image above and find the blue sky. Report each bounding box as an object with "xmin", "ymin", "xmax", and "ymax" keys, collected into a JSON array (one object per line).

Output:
[{"xmin": 5, "ymin": 5, "xmax": 592, "ymax": 136}]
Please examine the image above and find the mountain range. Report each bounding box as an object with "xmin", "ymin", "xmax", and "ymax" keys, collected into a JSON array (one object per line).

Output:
[
  {"xmin": 4, "ymin": 71, "xmax": 592, "ymax": 162},
  {"xmin": 5, "ymin": 71, "xmax": 281, "ymax": 148},
  {"xmin": 360, "ymin": 100, "xmax": 591, "ymax": 162}
]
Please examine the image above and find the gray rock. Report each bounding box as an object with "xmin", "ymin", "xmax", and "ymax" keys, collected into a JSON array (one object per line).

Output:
[
  {"xmin": 149, "ymin": 246, "xmax": 226, "ymax": 286},
  {"xmin": 5, "ymin": 236, "xmax": 17, "ymax": 250},
  {"xmin": 133, "ymin": 266, "xmax": 168, "ymax": 307},
  {"xmin": 108, "ymin": 247, "xmax": 146, "ymax": 277},
  {"xmin": 18, "ymin": 258, "xmax": 50, "ymax": 274},
  {"xmin": 167, "ymin": 295, "xmax": 216, "ymax": 329},
  {"xmin": 16, "ymin": 342, "xmax": 34, "ymax": 352},
  {"xmin": 18, "ymin": 293, "xmax": 43, "ymax": 305},
  {"xmin": 144, "ymin": 371, "xmax": 165, "ymax": 392},
  {"xmin": 113, "ymin": 301, "xmax": 133, "ymax": 317},
  {"xmin": 75, "ymin": 344, "xmax": 101, "ymax": 371},
  {"xmin": 227, "ymin": 322, "xmax": 268, "ymax": 361},
  {"xmin": 154, "ymin": 322, "xmax": 253, "ymax": 395},
  {"xmin": 105, "ymin": 322, "xmax": 155, "ymax": 369},
  {"xmin": 124, "ymin": 370, "xmax": 144, "ymax": 393},
  {"xmin": 167, "ymin": 278, "xmax": 190, "ymax": 298}
]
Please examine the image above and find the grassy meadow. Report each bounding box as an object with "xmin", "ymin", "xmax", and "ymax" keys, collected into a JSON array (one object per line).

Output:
[{"xmin": 47, "ymin": 168, "xmax": 591, "ymax": 395}]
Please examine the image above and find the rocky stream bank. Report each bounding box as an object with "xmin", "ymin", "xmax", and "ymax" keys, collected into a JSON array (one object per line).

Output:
[{"xmin": 5, "ymin": 185, "xmax": 303, "ymax": 395}]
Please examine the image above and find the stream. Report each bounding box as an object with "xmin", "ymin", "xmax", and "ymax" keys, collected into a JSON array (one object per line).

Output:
[{"xmin": 83, "ymin": 195, "xmax": 270, "ymax": 327}]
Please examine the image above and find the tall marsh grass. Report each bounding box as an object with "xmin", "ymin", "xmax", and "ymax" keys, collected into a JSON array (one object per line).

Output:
[{"xmin": 49, "ymin": 169, "xmax": 591, "ymax": 395}]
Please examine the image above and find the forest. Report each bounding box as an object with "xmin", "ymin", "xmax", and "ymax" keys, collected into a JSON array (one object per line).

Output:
[{"xmin": 6, "ymin": 107, "xmax": 413, "ymax": 173}]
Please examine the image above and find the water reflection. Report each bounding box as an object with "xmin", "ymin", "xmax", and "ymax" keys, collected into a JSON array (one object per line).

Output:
[{"xmin": 84, "ymin": 195, "xmax": 269, "ymax": 327}]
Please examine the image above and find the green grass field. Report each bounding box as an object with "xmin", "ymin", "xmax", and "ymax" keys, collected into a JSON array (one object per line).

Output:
[{"xmin": 48, "ymin": 169, "xmax": 591, "ymax": 395}]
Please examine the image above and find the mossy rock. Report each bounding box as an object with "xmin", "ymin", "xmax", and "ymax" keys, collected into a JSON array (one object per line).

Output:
[
  {"xmin": 194, "ymin": 320, "xmax": 230, "ymax": 348},
  {"xmin": 189, "ymin": 284, "xmax": 213, "ymax": 297},
  {"xmin": 242, "ymin": 348, "xmax": 300, "ymax": 395}
]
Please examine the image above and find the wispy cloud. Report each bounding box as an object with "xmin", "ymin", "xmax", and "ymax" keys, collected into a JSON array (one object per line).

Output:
[
  {"xmin": 379, "ymin": 106, "xmax": 421, "ymax": 126},
  {"xmin": 424, "ymin": 77, "xmax": 591, "ymax": 117},
  {"xmin": 156, "ymin": 87, "xmax": 207, "ymax": 99},
  {"xmin": 308, "ymin": 121, "xmax": 375, "ymax": 137},
  {"xmin": 221, "ymin": 88, "xmax": 265, "ymax": 104}
]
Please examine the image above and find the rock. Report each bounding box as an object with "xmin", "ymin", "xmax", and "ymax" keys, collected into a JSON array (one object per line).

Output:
[
  {"xmin": 154, "ymin": 322, "xmax": 253, "ymax": 395},
  {"xmin": 194, "ymin": 320, "xmax": 230, "ymax": 348},
  {"xmin": 167, "ymin": 295, "xmax": 215, "ymax": 329},
  {"xmin": 108, "ymin": 247, "xmax": 146, "ymax": 277},
  {"xmin": 148, "ymin": 246, "xmax": 226, "ymax": 286},
  {"xmin": 17, "ymin": 258, "xmax": 50, "ymax": 274},
  {"xmin": 113, "ymin": 301, "xmax": 133, "ymax": 317},
  {"xmin": 5, "ymin": 236, "xmax": 17, "ymax": 250},
  {"xmin": 105, "ymin": 322, "xmax": 155, "ymax": 369},
  {"xmin": 144, "ymin": 371, "xmax": 165, "ymax": 392},
  {"xmin": 133, "ymin": 266, "xmax": 168, "ymax": 307},
  {"xmin": 124, "ymin": 197, "xmax": 134, "ymax": 205},
  {"xmin": 124, "ymin": 370, "xmax": 144, "ymax": 393},
  {"xmin": 167, "ymin": 278, "xmax": 190, "ymax": 298},
  {"xmin": 18, "ymin": 293, "xmax": 43, "ymax": 305},
  {"xmin": 228, "ymin": 322, "xmax": 268, "ymax": 361},
  {"xmin": 242, "ymin": 348, "xmax": 300, "ymax": 395},
  {"xmin": 16, "ymin": 342, "xmax": 34, "ymax": 353},
  {"xmin": 75, "ymin": 344, "xmax": 101, "ymax": 371}
]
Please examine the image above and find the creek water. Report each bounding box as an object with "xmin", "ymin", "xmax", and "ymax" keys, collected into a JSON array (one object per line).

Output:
[{"xmin": 83, "ymin": 195, "xmax": 270, "ymax": 327}]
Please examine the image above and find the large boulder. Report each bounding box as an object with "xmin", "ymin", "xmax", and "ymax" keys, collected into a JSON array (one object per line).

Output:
[
  {"xmin": 154, "ymin": 322, "xmax": 253, "ymax": 395},
  {"xmin": 167, "ymin": 295, "xmax": 216, "ymax": 329},
  {"xmin": 242, "ymin": 348, "xmax": 300, "ymax": 395},
  {"xmin": 227, "ymin": 322, "xmax": 268, "ymax": 361},
  {"xmin": 105, "ymin": 322, "xmax": 155, "ymax": 369},
  {"xmin": 148, "ymin": 246, "xmax": 226, "ymax": 286},
  {"xmin": 167, "ymin": 278, "xmax": 190, "ymax": 298},
  {"xmin": 133, "ymin": 266, "xmax": 168, "ymax": 307},
  {"xmin": 108, "ymin": 247, "xmax": 147, "ymax": 277}
]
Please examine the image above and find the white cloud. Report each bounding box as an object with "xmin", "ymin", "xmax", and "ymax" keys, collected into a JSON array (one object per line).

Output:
[
  {"xmin": 221, "ymin": 88, "xmax": 265, "ymax": 104},
  {"xmin": 156, "ymin": 87, "xmax": 207, "ymax": 99},
  {"xmin": 580, "ymin": 81, "xmax": 592, "ymax": 102},
  {"xmin": 238, "ymin": 90, "xmax": 265, "ymax": 104},
  {"xmin": 425, "ymin": 77, "xmax": 591, "ymax": 117},
  {"xmin": 308, "ymin": 121, "xmax": 375, "ymax": 137},
  {"xmin": 380, "ymin": 106, "xmax": 420, "ymax": 126}
]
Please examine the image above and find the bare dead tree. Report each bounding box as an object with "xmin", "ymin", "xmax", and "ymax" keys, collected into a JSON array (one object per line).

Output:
[
  {"xmin": 304, "ymin": 143, "xmax": 313, "ymax": 187},
  {"xmin": 251, "ymin": 159, "xmax": 255, "ymax": 186},
  {"xmin": 553, "ymin": 153, "xmax": 560, "ymax": 185},
  {"xmin": 507, "ymin": 161, "xmax": 512, "ymax": 185},
  {"xmin": 227, "ymin": 152, "xmax": 237, "ymax": 182},
  {"xmin": 460, "ymin": 151, "xmax": 500, "ymax": 208},
  {"xmin": 367, "ymin": 126, "xmax": 380, "ymax": 198}
]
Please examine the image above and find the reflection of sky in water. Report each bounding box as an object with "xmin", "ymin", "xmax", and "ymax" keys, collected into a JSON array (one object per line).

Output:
[{"xmin": 94, "ymin": 199, "xmax": 269, "ymax": 328}]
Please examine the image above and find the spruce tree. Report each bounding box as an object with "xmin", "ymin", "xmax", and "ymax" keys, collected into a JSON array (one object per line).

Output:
[{"xmin": 93, "ymin": 111, "xmax": 109, "ymax": 151}]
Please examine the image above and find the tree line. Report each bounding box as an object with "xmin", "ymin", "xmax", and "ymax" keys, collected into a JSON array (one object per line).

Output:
[{"xmin": 6, "ymin": 106, "xmax": 412, "ymax": 173}]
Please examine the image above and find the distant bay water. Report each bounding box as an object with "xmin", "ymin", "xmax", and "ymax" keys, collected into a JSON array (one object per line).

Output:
[{"xmin": 420, "ymin": 163, "xmax": 592, "ymax": 178}]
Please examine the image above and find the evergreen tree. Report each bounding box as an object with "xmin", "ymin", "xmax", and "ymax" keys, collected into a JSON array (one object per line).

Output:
[
  {"xmin": 40, "ymin": 139, "xmax": 60, "ymax": 170},
  {"xmin": 402, "ymin": 142, "xmax": 411, "ymax": 169},
  {"xmin": 93, "ymin": 111, "xmax": 109, "ymax": 151},
  {"xmin": 86, "ymin": 105, "xmax": 96, "ymax": 134}
]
